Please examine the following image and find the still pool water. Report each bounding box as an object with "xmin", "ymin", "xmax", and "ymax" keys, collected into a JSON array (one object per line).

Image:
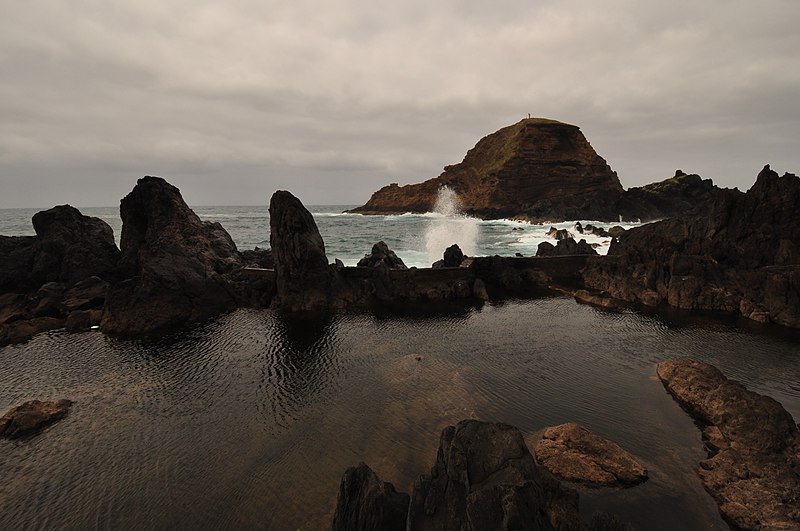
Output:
[{"xmin": 2, "ymin": 298, "xmax": 799, "ymax": 530}]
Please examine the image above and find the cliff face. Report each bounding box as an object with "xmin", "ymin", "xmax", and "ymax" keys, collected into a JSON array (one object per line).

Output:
[{"xmin": 349, "ymin": 118, "xmax": 625, "ymax": 221}]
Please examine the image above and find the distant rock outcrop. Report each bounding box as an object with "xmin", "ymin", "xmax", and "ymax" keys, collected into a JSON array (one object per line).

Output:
[
  {"xmin": 538, "ymin": 238, "xmax": 598, "ymax": 257},
  {"xmin": 657, "ymin": 359, "xmax": 800, "ymax": 530},
  {"xmin": 584, "ymin": 165, "xmax": 800, "ymax": 327},
  {"xmin": 102, "ymin": 176, "xmax": 241, "ymax": 335},
  {"xmin": 617, "ymin": 170, "xmax": 726, "ymax": 221},
  {"xmin": 350, "ymin": 118, "xmax": 625, "ymax": 221}
]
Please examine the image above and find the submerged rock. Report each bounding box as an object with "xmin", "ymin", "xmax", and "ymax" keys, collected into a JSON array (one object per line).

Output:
[
  {"xmin": 657, "ymin": 359, "xmax": 800, "ymax": 530},
  {"xmin": 102, "ymin": 176, "xmax": 241, "ymax": 335},
  {"xmin": 331, "ymin": 462, "xmax": 409, "ymax": 531},
  {"xmin": 357, "ymin": 241, "xmax": 408, "ymax": 269},
  {"xmin": 1, "ymin": 399, "xmax": 73, "ymax": 439},
  {"xmin": 532, "ymin": 423, "xmax": 648, "ymax": 488},
  {"xmin": 269, "ymin": 190, "xmax": 334, "ymax": 312}
]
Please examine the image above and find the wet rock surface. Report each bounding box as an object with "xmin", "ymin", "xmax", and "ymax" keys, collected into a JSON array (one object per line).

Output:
[
  {"xmin": 657, "ymin": 359, "xmax": 800, "ymax": 530},
  {"xmin": 102, "ymin": 176, "xmax": 241, "ymax": 335},
  {"xmin": 532, "ymin": 423, "xmax": 648, "ymax": 488},
  {"xmin": 1, "ymin": 399, "xmax": 73, "ymax": 439}
]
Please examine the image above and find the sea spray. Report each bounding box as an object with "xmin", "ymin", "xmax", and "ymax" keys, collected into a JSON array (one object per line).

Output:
[{"xmin": 424, "ymin": 186, "xmax": 478, "ymax": 264}]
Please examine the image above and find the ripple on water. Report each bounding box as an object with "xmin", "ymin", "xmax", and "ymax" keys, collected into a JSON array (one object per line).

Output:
[{"xmin": 1, "ymin": 301, "xmax": 799, "ymax": 529}]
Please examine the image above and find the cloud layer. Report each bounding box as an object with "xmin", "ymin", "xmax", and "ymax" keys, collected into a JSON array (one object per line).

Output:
[{"xmin": 2, "ymin": 1, "xmax": 799, "ymax": 207}]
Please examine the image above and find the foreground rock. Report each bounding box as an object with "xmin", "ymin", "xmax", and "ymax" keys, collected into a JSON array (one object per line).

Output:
[
  {"xmin": 584, "ymin": 165, "xmax": 800, "ymax": 328},
  {"xmin": 532, "ymin": 423, "xmax": 648, "ymax": 488},
  {"xmin": 102, "ymin": 176, "xmax": 241, "ymax": 335},
  {"xmin": 331, "ymin": 463, "xmax": 409, "ymax": 531},
  {"xmin": 333, "ymin": 420, "xmax": 633, "ymax": 530},
  {"xmin": 350, "ymin": 118, "xmax": 625, "ymax": 221},
  {"xmin": 657, "ymin": 359, "xmax": 800, "ymax": 530},
  {"xmin": 1, "ymin": 399, "xmax": 73, "ymax": 439}
]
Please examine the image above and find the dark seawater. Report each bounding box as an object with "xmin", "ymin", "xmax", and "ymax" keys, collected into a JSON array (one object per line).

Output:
[{"xmin": 1, "ymin": 206, "xmax": 800, "ymax": 529}]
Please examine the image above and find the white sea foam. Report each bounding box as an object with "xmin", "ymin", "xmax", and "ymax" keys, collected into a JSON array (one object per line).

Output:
[{"xmin": 423, "ymin": 187, "xmax": 479, "ymax": 264}]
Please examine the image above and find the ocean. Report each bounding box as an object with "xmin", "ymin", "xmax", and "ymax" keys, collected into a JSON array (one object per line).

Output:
[{"xmin": 1, "ymin": 204, "xmax": 799, "ymax": 530}]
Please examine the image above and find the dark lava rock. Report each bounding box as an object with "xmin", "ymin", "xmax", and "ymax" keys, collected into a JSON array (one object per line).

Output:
[
  {"xmin": 443, "ymin": 244, "xmax": 465, "ymax": 267},
  {"xmin": 357, "ymin": 241, "xmax": 408, "ymax": 269},
  {"xmin": 0, "ymin": 206, "xmax": 120, "ymax": 294},
  {"xmin": 547, "ymin": 227, "xmax": 574, "ymax": 241},
  {"xmin": 349, "ymin": 118, "xmax": 625, "ymax": 221},
  {"xmin": 531, "ymin": 423, "xmax": 648, "ymax": 488},
  {"xmin": 269, "ymin": 190, "xmax": 334, "ymax": 312},
  {"xmin": 62, "ymin": 276, "xmax": 109, "ymax": 312},
  {"xmin": 0, "ymin": 317, "xmax": 64, "ymax": 345},
  {"xmin": 1, "ymin": 399, "xmax": 72, "ymax": 439},
  {"xmin": 102, "ymin": 176, "xmax": 241, "ymax": 335},
  {"xmin": 409, "ymin": 420, "xmax": 583, "ymax": 530},
  {"xmin": 583, "ymin": 225, "xmax": 610, "ymax": 238},
  {"xmin": 657, "ymin": 359, "xmax": 800, "ymax": 530},
  {"xmin": 607, "ymin": 226, "xmax": 626, "ymax": 238},
  {"xmin": 538, "ymin": 238, "xmax": 598, "ymax": 257},
  {"xmin": 584, "ymin": 165, "xmax": 800, "ymax": 327},
  {"xmin": 65, "ymin": 309, "xmax": 102, "ymax": 332},
  {"xmin": 240, "ymin": 247, "xmax": 274, "ymax": 269},
  {"xmin": 331, "ymin": 462, "xmax": 409, "ymax": 531},
  {"xmin": 617, "ymin": 170, "xmax": 727, "ymax": 221}
]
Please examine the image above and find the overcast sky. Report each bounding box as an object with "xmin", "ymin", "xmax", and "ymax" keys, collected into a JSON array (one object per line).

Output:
[{"xmin": 2, "ymin": 1, "xmax": 799, "ymax": 208}]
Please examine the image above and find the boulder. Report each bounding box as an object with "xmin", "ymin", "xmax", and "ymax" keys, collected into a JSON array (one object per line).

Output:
[
  {"xmin": 269, "ymin": 190, "xmax": 334, "ymax": 312},
  {"xmin": 102, "ymin": 176, "xmax": 241, "ymax": 335},
  {"xmin": 62, "ymin": 276, "xmax": 109, "ymax": 312},
  {"xmin": 408, "ymin": 420, "xmax": 583, "ymax": 530},
  {"xmin": 1, "ymin": 399, "xmax": 72, "ymax": 439},
  {"xmin": 547, "ymin": 227, "xmax": 574, "ymax": 241},
  {"xmin": 443, "ymin": 244, "xmax": 465, "ymax": 267},
  {"xmin": 240, "ymin": 247, "xmax": 274, "ymax": 269},
  {"xmin": 0, "ymin": 316, "xmax": 64, "ymax": 345},
  {"xmin": 607, "ymin": 226, "xmax": 626, "ymax": 238},
  {"xmin": 538, "ymin": 238, "xmax": 598, "ymax": 257},
  {"xmin": 357, "ymin": 241, "xmax": 408, "ymax": 269},
  {"xmin": 657, "ymin": 359, "xmax": 800, "ymax": 530},
  {"xmin": 532, "ymin": 423, "xmax": 648, "ymax": 488},
  {"xmin": 0, "ymin": 206, "xmax": 120, "ymax": 294},
  {"xmin": 331, "ymin": 463, "xmax": 409, "ymax": 531}
]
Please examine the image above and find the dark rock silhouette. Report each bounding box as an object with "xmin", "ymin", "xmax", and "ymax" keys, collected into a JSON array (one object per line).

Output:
[
  {"xmin": 617, "ymin": 170, "xmax": 726, "ymax": 221},
  {"xmin": 357, "ymin": 241, "xmax": 408, "ymax": 269},
  {"xmin": 350, "ymin": 118, "xmax": 625, "ymax": 221},
  {"xmin": 332, "ymin": 420, "xmax": 631, "ymax": 530},
  {"xmin": 538, "ymin": 238, "xmax": 598, "ymax": 257},
  {"xmin": 584, "ymin": 165, "xmax": 800, "ymax": 327},
  {"xmin": 269, "ymin": 190, "xmax": 334, "ymax": 312},
  {"xmin": 102, "ymin": 176, "xmax": 241, "ymax": 335},
  {"xmin": 1, "ymin": 399, "xmax": 72, "ymax": 439},
  {"xmin": 657, "ymin": 359, "xmax": 800, "ymax": 530},
  {"xmin": 331, "ymin": 463, "xmax": 409, "ymax": 531},
  {"xmin": 443, "ymin": 244, "xmax": 465, "ymax": 267}
]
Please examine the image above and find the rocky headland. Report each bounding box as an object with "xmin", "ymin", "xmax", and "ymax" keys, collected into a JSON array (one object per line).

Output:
[{"xmin": 349, "ymin": 118, "xmax": 728, "ymax": 222}]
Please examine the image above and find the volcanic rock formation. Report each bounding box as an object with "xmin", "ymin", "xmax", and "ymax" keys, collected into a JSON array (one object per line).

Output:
[
  {"xmin": 350, "ymin": 118, "xmax": 625, "ymax": 221},
  {"xmin": 657, "ymin": 359, "xmax": 800, "ymax": 530},
  {"xmin": 1, "ymin": 399, "xmax": 73, "ymax": 439},
  {"xmin": 102, "ymin": 176, "xmax": 242, "ymax": 335},
  {"xmin": 583, "ymin": 165, "xmax": 800, "ymax": 327}
]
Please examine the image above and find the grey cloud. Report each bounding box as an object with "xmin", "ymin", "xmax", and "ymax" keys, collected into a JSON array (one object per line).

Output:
[{"xmin": 1, "ymin": 1, "xmax": 799, "ymax": 208}]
